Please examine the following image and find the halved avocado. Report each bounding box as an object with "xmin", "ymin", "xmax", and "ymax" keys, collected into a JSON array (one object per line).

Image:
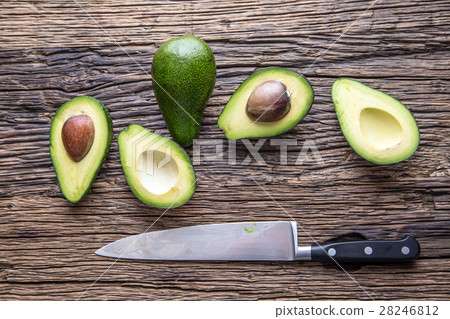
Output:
[
  {"xmin": 332, "ymin": 78, "xmax": 419, "ymax": 164},
  {"xmin": 50, "ymin": 96, "xmax": 113, "ymax": 202},
  {"xmin": 218, "ymin": 67, "xmax": 313, "ymax": 139},
  {"xmin": 118, "ymin": 124, "xmax": 196, "ymax": 208}
]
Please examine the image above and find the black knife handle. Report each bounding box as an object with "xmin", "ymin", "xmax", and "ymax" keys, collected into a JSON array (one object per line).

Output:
[{"xmin": 310, "ymin": 236, "xmax": 420, "ymax": 263}]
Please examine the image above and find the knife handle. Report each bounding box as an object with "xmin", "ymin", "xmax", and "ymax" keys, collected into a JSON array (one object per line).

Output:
[{"xmin": 309, "ymin": 236, "xmax": 420, "ymax": 263}]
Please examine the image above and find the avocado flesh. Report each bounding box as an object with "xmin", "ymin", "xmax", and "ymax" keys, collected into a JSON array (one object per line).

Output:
[
  {"xmin": 50, "ymin": 96, "xmax": 113, "ymax": 202},
  {"xmin": 151, "ymin": 35, "xmax": 216, "ymax": 147},
  {"xmin": 118, "ymin": 124, "xmax": 196, "ymax": 208},
  {"xmin": 332, "ymin": 78, "xmax": 419, "ymax": 164},
  {"xmin": 218, "ymin": 67, "xmax": 314, "ymax": 139}
]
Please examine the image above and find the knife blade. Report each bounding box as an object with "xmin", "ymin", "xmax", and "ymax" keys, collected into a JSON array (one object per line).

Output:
[{"xmin": 95, "ymin": 221, "xmax": 420, "ymax": 262}]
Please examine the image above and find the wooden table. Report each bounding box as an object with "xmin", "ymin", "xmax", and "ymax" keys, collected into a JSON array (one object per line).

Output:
[{"xmin": 0, "ymin": 0, "xmax": 449, "ymax": 300}]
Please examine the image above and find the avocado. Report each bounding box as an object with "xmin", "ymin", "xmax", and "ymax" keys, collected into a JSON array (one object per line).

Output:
[
  {"xmin": 151, "ymin": 35, "xmax": 216, "ymax": 146},
  {"xmin": 332, "ymin": 78, "xmax": 419, "ymax": 164},
  {"xmin": 118, "ymin": 124, "xmax": 196, "ymax": 208},
  {"xmin": 50, "ymin": 96, "xmax": 113, "ymax": 202},
  {"xmin": 218, "ymin": 67, "xmax": 313, "ymax": 139}
]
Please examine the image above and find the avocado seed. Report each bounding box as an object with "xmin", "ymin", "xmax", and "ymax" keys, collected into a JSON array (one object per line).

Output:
[
  {"xmin": 246, "ymin": 80, "xmax": 291, "ymax": 122},
  {"xmin": 62, "ymin": 114, "xmax": 95, "ymax": 162}
]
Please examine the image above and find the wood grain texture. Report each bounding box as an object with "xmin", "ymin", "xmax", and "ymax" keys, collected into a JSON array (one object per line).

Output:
[{"xmin": 0, "ymin": 0, "xmax": 449, "ymax": 300}]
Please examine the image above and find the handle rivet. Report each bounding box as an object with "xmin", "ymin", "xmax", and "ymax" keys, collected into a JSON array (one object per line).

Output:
[
  {"xmin": 328, "ymin": 248, "xmax": 336, "ymax": 257},
  {"xmin": 401, "ymin": 246, "xmax": 410, "ymax": 255},
  {"xmin": 364, "ymin": 246, "xmax": 373, "ymax": 255}
]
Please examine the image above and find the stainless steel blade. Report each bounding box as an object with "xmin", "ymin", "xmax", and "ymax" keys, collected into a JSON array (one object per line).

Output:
[{"xmin": 95, "ymin": 221, "xmax": 298, "ymax": 261}]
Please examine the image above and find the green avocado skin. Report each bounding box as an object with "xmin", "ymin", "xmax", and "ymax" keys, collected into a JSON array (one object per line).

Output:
[{"xmin": 151, "ymin": 36, "xmax": 216, "ymax": 147}]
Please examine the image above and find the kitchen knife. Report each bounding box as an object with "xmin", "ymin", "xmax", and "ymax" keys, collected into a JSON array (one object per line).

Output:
[{"xmin": 95, "ymin": 221, "xmax": 420, "ymax": 262}]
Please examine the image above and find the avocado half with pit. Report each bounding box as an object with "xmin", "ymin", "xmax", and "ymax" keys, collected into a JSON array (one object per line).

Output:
[
  {"xmin": 50, "ymin": 96, "xmax": 113, "ymax": 202},
  {"xmin": 332, "ymin": 78, "xmax": 419, "ymax": 164},
  {"xmin": 118, "ymin": 124, "xmax": 195, "ymax": 208},
  {"xmin": 218, "ymin": 67, "xmax": 314, "ymax": 139}
]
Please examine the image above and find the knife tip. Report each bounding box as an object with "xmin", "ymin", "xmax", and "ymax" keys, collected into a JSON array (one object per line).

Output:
[{"xmin": 95, "ymin": 247, "xmax": 107, "ymax": 257}]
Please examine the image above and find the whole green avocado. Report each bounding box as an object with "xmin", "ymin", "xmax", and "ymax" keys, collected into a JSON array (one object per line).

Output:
[{"xmin": 151, "ymin": 35, "xmax": 216, "ymax": 146}]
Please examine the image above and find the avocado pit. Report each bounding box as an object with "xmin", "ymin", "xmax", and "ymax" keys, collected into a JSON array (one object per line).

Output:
[
  {"xmin": 62, "ymin": 114, "xmax": 95, "ymax": 162},
  {"xmin": 246, "ymin": 80, "xmax": 291, "ymax": 122}
]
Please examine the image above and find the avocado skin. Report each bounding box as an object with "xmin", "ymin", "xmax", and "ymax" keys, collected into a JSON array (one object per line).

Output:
[
  {"xmin": 50, "ymin": 96, "xmax": 113, "ymax": 202},
  {"xmin": 151, "ymin": 36, "xmax": 216, "ymax": 146}
]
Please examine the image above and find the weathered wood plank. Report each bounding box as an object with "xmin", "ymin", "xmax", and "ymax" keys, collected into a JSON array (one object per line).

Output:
[
  {"xmin": 0, "ymin": 0, "xmax": 449, "ymax": 52},
  {"xmin": 0, "ymin": 0, "xmax": 449, "ymax": 300},
  {"xmin": 1, "ymin": 260, "xmax": 449, "ymax": 300}
]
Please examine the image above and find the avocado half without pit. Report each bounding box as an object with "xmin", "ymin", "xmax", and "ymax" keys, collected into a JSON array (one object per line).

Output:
[
  {"xmin": 50, "ymin": 96, "xmax": 113, "ymax": 202},
  {"xmin": 118, "ymin": 125, "xmax": 195, "ymax": 209},
  {"xmin": 218, "ymin": 67, "xmax": 314, "ymax": 139},
  {"xmin": 332, "ymin": 78, "xmax": 419, "ymax": 164}
]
